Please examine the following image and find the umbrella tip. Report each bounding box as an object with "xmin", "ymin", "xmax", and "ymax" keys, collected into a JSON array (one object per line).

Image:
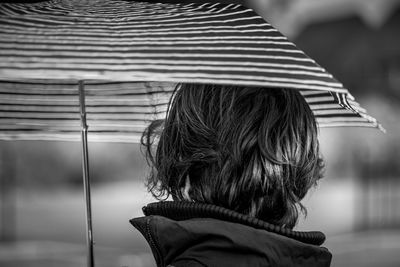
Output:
[{"xmin": 378, "ymin": 124, "xmax": 387, "ymax": 134}]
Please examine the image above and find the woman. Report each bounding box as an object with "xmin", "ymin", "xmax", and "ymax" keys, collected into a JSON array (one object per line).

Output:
[{"xmin": 130, "ymin": 83, "xmax": 332, "ymax": 267}]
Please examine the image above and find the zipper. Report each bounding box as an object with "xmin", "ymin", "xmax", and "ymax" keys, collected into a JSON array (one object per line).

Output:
[{"xmin": 146, "ymin": 218, "xmax": 164, "ymax": 267}]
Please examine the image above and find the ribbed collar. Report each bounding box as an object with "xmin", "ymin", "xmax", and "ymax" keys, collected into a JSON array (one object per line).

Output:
[{"xmin": 141, "ymin": 201, "xmax": 326, "ymax": 246}]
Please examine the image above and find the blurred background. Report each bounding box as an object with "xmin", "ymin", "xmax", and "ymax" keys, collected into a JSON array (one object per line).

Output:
[{"xmin": 0, "ymin": 0, "xmax": 399, "ymax": 266}]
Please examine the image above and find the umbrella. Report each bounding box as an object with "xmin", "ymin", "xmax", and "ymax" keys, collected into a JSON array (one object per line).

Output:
[{"xmin": 0, "ymin": 0, "xmax": 384, "ymax": 266}]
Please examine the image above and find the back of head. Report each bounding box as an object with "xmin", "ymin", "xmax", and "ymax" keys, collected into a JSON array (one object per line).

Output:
[{"xmin": 142, "ymin": 83, "xmax": 324, "ymax": 228}]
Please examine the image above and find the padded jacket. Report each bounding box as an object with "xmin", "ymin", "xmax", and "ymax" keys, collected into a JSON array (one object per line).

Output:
[{"xmin": 130, "ymin": 201, "xmax": 332, "ymax": 267}]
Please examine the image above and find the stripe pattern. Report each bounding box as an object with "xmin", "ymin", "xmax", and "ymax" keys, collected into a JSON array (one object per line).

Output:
[
  {"xmin": 0, "ymin": 80, "xmax": 383, "ymax": 142},
  {"xmin": 0, "ymin": 0, "xmax": 383, "ymax": 142}
]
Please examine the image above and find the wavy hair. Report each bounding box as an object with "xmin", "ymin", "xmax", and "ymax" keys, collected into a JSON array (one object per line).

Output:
[{"xmin": 141, "ymin": 83, "xmax": 324, "ymax": 228}]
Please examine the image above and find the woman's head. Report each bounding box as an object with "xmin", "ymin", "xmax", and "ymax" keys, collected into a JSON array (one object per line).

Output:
[{"xmin": 141, "ymin": 83, "xmax": 324, "ymax": 228}]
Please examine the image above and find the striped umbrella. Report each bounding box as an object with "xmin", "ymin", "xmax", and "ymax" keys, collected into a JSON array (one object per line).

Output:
[
  {"xmin": 0, "ymin": 0, "xmax": 383, "ymax": 266},
  {"xmin": 0, "ymin": 0, "xmax": 384, "ymax": 142}
]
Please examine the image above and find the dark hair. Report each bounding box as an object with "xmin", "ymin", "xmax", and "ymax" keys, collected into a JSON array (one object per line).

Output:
[{"xmin": 141, "ymin": 83, "xmax": 324, "ymax": 228}]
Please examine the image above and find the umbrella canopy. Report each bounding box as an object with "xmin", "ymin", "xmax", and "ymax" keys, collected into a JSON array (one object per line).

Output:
[{"xmin": 0, "ymin": 0, "xmax": 383, "ymax": 144}]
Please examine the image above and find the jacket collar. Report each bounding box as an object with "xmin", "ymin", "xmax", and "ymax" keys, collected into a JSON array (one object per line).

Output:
[
  {"xmin": 141, "ymin": 201, "xmax": 326, "ymax": 245},
  {"xmin": 130, "ymin": 201, "xmax": 332, "ymax": 267}
]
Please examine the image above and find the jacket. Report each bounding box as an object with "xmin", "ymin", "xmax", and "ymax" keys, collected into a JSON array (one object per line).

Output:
[{"xmin": 130, "ymin": 201, "xmax": 332, "ymax": 267}]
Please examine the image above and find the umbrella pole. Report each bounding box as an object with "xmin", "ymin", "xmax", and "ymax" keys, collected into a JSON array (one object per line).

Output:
[{"xmin": 78, "ymin": 80, "xmax": 95, "ymax": 267}]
